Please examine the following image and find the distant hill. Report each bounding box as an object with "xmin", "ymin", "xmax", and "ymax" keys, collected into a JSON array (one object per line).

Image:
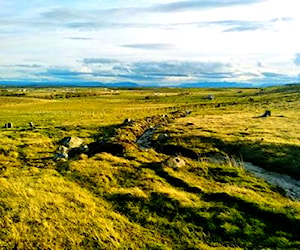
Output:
[
  {"xmin": 1, "ymin": 80, "xmax": 297, "ymax": 88},
  {"xmin": 98, "ymin": 82, "xmax": 140, "ymax": 88},
  {"xmin": 0, "ymin": 81, "xmax": 139, "ymax": 88}
]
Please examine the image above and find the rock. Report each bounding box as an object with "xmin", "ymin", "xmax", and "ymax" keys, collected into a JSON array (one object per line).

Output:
[
  {"xmin": 166, "ymin": 157, "xmax": 185, "ymax": 169},
  {"xmin": 260, "ymin": 110, "xmax": 271, "ymax": 117},
  {"xmin": 207, "ymin": 94, "xmax": 214, "ymax": 100},
  {"xmin": 29, "ymin": 122, "xmax": 35, "ymax": 128},
  {"xmin": 185, "ymin": 110, "xmax": 192, "ymax": 116},
  {"xmin": 59, "ymin": 136, "xmax": 83, "ymax": 149},
  {"xmin": 158, "ymin": 133, "xmax": 169, "ymax": 142},
  {"xmin": 123, "ymin": 118, "xmax": 134, "ymax": 125},
  {"xmin": 4, "ymin": 123, "xmax": 13, "ymax": 128},
  {"xmin": 54, "ymin": 137, "xmax": 85, "ymax": 160},
  {"xmin": 54, "ymin": 146, "xmax": 69, "ymax": 160}
]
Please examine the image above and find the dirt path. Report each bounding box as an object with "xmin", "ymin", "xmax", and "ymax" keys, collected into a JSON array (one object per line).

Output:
[
  {"xmin": 118, "ymin": 111, "xmax": 300, "ymax": 201},
  {"xmin": 244, "ymin": 162, "xmax": 300, "ymax": 201}
]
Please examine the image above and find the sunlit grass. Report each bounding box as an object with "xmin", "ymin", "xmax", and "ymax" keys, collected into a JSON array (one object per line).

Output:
[{"xmin": 0, "ymin": 85, "xmax": 299, "ymax": 249}]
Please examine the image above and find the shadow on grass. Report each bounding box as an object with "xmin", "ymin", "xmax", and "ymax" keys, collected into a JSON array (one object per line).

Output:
[
  {"xmin": 157, "ymin": 144, "xmax": 199, "ymax": 159},
  {"xmin": 164, "ymin": 135, "xmax": 300, "ymax": 180},
  {"xmin": 202, "ymin": 191, "xmax": 300, "ymax": 238},
  {"xmin": 106, "ymin": 190, "xmax": 300, "ymax": 249},
  {"xmin": 105, "ymin": 191, "xmax": 209, "ymax": 248},
  {"xmin": 142, "ymin": 162, "xmax": 203, "ymax": 194},
  {"xmin": 105, "ymin": 162, "xmax": 300, "ymax": 248},
  {"xmin": 52, "ymin": 152, "xmax": 300, "ymax": 248},
  {"xmin": 86, "ymin": 142, "xmax": 125, "ymax": 157}
]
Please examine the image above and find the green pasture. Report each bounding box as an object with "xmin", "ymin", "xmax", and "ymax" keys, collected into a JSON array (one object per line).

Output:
[{"xmin": 0, "ymin": 85, "xmax": 299, "ymax": 249}]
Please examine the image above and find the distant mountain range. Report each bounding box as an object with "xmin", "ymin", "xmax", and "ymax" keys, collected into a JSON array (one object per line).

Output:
[
  {"xmin": 0, "ymin": 81, "xmax": 140, "ymax": 88},
  {"xmin": 0, "ymin": 80, "xmax": 296, "ymax": 88}
]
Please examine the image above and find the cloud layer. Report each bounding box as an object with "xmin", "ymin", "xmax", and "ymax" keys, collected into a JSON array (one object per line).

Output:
[
  {"xmin": 7, "ymin": 58, "xmax": 295, "ymax": 86},
  {"xmin": 150, "ymin": 0, "xmax": 266, "ymax": 12}
]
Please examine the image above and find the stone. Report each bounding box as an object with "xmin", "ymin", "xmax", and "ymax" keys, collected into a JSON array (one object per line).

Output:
[
  {"xmin": 158, "ymin": 133, "xmax": 169, "ymax": 142},
  {"xmin": 54, "ymin": 146, "xmax": 69, "ymax": 160},
  {"xmin": 4, "ymin": 123, "xmax": 13, "ymax": 128},
  {"xmin": 207, "ymin": 94, "xmax": 214, "ymax": 100},
  {"xmin": 166, "ymin": 157, "xmax": 185, "ymax": 169},
  {"xmin": 185, "ymin": 110, "xmax": 192, "ymax": 116},
  {"xmin": 123, "ymin": 118, "xmax": 134, "ymax": 125},
  {"xmin": 60, "ymin": 136, "xmax": 83, "ymax": 149},
  {"xmin": 260, "ymin": 110, "xmax": 271, "ymax": 117}
]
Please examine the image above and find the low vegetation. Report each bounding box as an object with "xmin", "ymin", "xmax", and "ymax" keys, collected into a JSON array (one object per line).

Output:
[{"xmin": 0, "ymin": 85, "xmax": 299, "ymax": 249}]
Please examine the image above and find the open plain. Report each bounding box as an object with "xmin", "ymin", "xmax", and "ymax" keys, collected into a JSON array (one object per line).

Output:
[{"xmin": 0, "ymin": 85, "xmax": 299, "ymax": 249}]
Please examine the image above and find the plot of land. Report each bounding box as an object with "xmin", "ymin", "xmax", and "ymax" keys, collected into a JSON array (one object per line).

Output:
[{"xmin": 0, "ymin": 85, "xmax": 299, "ymax": 249}]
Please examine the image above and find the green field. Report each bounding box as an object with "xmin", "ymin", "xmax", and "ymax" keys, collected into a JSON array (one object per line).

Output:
[{"xmin": 0, "ymin": 85, "xmax": 300, "ymax": 249}]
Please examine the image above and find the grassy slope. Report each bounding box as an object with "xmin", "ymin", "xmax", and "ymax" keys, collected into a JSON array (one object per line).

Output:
[{"xmin": 0, "ymin": 86, "xmax": 299, "ymax": 249}]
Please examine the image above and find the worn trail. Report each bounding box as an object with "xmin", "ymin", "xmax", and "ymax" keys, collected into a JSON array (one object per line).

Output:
[{"xmin": 244, "ymin": 162, "xmax": 300, "ymax": 201}]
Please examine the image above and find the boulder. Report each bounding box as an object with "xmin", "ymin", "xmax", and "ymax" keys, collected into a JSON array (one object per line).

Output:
[
  {"xmin": 166, "ymin": 157, "xmax": 186, "ymax": 169},
  {"xmin": 207, "ymin": 94, "xmax": 215, "ymax": 100},
  {"xmin": 123, "ymin": 118, "xmax": 134, "ymax": 125},
  {"xmin": 4, "ymin": 123, "xmax": 13, "ymax": 128},
  {"xmin": 54, "ymin": 146, "xmax": 69, "ymax": 160},
  {"xmin": 60, "ymin": 136, "xmax": 83, "ymax": 149},
  {"xmin": 260, "ymin": 110, "xmax": 271, "ymax": 117},
  {"xmin": 158, "ymin": 133, "xmax": 169, "ymax": 142}
]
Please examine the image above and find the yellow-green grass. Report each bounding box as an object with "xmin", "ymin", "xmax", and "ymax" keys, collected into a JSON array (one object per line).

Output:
[
  {"xmin": 161, "ymin": 103, "xmax": 300, "ymax": 176},
  {"xmin": 0, "ymin": 167, "xmax": 165, "ymax": 249},
  {"xmin": 0, "ymin": 85, "xmax": 299, "ymax": 249}
]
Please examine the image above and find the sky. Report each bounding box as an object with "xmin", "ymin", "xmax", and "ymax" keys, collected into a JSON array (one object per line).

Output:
[{"xmin": 1, "ymin": 0, "xmax": 300, "ymax": 86}]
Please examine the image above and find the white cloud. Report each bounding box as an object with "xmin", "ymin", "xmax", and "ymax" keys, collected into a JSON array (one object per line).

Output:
[{"xmin": 0, "ymin": 0, "xmax": 299, "ymax": 85}]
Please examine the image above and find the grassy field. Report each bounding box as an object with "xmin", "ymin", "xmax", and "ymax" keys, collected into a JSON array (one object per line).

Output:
[{"xmin": 0, "ymin": 85, "xmax": 299, "ymax": 249}]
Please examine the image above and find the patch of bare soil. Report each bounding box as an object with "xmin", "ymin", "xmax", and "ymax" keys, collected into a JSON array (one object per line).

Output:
[{"xmin": 244, "ymin": 162, "xmax": 300, "ymax": 201}]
